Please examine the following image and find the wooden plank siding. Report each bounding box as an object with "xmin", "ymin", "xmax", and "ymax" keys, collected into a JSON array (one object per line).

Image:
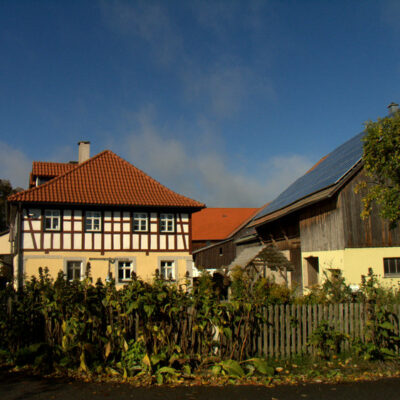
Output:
[
  {"xmin": 259, "ymin": 169, "xmax": 400, "ymax": 255},
  {"xmin": 256, "ymin": 214, "xmax": 300, "ymax": 248},
  {"xmin": 299, "ymin": 196, "xmax": 345, "ymax": 252},
  {"xmin": 193, "ymin": 239, "xmax": 236, "ymax": 269},
  {"xmin": 340, "ymin": 170, "xmax": 400, "ymax": 248}
]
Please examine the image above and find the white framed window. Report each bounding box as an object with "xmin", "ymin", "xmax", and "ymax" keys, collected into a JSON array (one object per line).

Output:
[
  {"xmin": 28, "ymin": 209, "xmax": 41, "ymax": 219},
  {"xmin": 44, "ymin": 209, "xmax": 60, "ymax": 231},
  {"xmin": 66, "ymin": 261, "xmax": 82, "ymax": 281},
  {"xmin": 160, "ymin": 213, "xmax": 175, "ymax": 232},
  {"xmin": 118, "ymin": 261, "xmax": 134, "ymax": 282},
  {"xmin": 133, "ymin": 213, "xmax": 148, "ymax": 232},
  {"xmin": 85, "ymin": 211, "xmax": 102, "ymax": 232},
  {"xmin": 160, "ymin": 260, "xmax": 175, "ymax": 280}
]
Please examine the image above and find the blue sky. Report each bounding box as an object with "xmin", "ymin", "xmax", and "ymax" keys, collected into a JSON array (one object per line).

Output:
[{"xmin": 1, "ymin": 0, "xmax": 400, "ymax": 206}]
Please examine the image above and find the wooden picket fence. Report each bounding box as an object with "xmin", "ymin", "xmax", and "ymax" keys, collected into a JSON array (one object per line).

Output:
[{"xmin": 244, "ymin": 303, "xmax": 400, "ymax": 359}]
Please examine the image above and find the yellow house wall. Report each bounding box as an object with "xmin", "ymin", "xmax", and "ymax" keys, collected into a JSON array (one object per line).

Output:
[
  {"xmin": 0, "ymin": 233, "xmax": 11, "ymax": 254},
  {"xmin": 302, "ymin": 247, "xmax": 400, "ymax": 288},
  {"xmin": 302, "ymin": 250, "xmax": 344, "ymax": 287},
  {"xmin": 19, "ymin": 251, "xmax": 193, "ymax": 286}
]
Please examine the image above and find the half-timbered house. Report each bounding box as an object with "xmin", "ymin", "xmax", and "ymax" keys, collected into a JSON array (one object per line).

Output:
[
  {"xmin": 7, "ymin": 142, "xmax": 204, "ymax": 287},
  {"xmin": 250, "ymin": 105, "xmax": 400, "ymax": 290}
]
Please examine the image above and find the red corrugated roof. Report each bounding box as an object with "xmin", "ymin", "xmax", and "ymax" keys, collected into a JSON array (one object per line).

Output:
[
  {"xmin": 192, "ymin": 208, "xmax": 259, "ymax": 241},
  {"xmin": 9, "ymin": 151, "xmax": 205, "ymax": 208}
]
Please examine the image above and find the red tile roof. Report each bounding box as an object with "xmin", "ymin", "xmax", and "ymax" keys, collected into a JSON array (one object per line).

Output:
[
  {"xmin": 32, "ymin": 161, "xmax": 76, "ymax": 176},
  {"xmin": 29, "ymin": 162, "xmax": 76, "ymax": 187},
  {"xmin": 9, "ymin": 151, "xmax": 205, "ymax": 208},
  {"xmin": 192, "ymin": 208, "xmax": 259, "ymax": 241}
]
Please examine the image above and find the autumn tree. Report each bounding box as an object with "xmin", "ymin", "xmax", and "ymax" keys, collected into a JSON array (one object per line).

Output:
[
  {"xmin": 359, "ymin": 108, "xmax": 400, "ymax": 227},
  {"xmin": 0, "ymin": 179, "xmax": 23, "ymax": 231}
]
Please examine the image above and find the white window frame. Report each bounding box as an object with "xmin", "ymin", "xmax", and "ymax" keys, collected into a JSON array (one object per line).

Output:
[
  {"xmin": 160, "ymin": 260, "xmax": 175, "ymax": 280},
  {"xmin": 133, "ymin": 212, "xmax": 148, "ymax": 232},
  {"xmin": 66, "ymin": 260, "xmax": 82, "ymax": 281},
  {"xmin": 160, "ymin": 213, "xmax": 175, "ymax": 233},
  {"xmin": 44, "ymin": 209, "xmax": 60, "ymax": 231},
  {"xmin": 85, "ymin": 211, "xmax": 102, "ymax": 232},
  {"xmin": 117, "ymin": 260, "xmax": 134, "ymax": 283}
]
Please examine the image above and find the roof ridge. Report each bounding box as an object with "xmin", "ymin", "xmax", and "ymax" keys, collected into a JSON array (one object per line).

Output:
[
  {"xmin": 225, "ymin": 206, "xmax": 264, "ymax": 238},
  {"xmin": 9, "ymin": 150, "xmax": 110, "ymax": 202},
  {"xmin": 9, "ymin": 149, "xmax": 205, "ymax": 208},
  {"xmin": 32, "ymin": 160, "xmax": 73, "ymax": 165},
  {"xmin": 107, "ymin": 151, "xmax": 205, "ymax": 206}
]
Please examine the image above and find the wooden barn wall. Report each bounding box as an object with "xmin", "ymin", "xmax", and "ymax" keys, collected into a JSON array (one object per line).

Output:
[
  {"xmin": 290, "ymin": 247, "xmax": 302, "ymax": 287},
  {"xmin": 192, "ymin": 241, "xmax": 210, "ymax": 252},
  {"xmin": 299, "ymin": 197, "xmax": 345, "ymax": 252},
  {"xmin": 340, "ymin": 170, "xmax": 400, "ymax": 248},
  {"xmin": 193, "ymin": 239, "xmax": 236, "ymax": 269},
  {"xmin": 256, "ymin": 215, "xmax": 300, "ymax": 251}
]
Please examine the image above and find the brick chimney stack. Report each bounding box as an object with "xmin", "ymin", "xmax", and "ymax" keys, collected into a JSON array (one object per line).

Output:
[{"xmin": 78, "ymin": 141, "xmax": 90, "ymax": 163}]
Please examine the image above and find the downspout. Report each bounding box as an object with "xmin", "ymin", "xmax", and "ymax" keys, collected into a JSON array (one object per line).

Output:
[{"xmin": 16, "ymin": 203, "xmax": 23, "ymax": 290}]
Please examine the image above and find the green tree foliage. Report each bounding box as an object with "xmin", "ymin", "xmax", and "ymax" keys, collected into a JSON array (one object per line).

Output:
[
  {"xmin": 359, "ymin": 111, "xmax": 400, "ymax": 227},
  {"xmin": 0, "ymin": 179, "xmax": 23, "ymax": 231}
]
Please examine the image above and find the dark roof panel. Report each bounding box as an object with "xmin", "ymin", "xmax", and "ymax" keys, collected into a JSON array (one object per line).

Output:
[{"xmin": 255, "ymin": 132, "xmax": 364, "ymax": 220}]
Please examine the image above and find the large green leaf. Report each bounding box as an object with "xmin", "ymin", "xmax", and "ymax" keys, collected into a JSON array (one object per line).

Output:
[
  {"xmin": 379, "ymin": 321, "xmax": 395, "ymax": 330},
  {"xmin": 220, "ymin": 359, "xmax": 245, "ymax": 378},
  {"xmin": 158, "ymin": 366, "xmax": 178, "ymax": 374},
  {"xmin": 246, "ymin": 358, "xmax": 274, "ymax": 376}
]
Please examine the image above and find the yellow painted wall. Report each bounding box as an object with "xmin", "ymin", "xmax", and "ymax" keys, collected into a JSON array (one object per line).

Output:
[
  {"xmin": 0, "ymin": 232, "xmax": 11, "ymax": 254},
  {"xmin": 302, "ymin": 249, "xmax": 344, "ymax": 287},
  {"xmin": 18, "ymin": 251, "xmax": 193, "ymax": 286},
  {"xmin": 302, "ymin": 247, "xmax": 400, "ymax": 288}
]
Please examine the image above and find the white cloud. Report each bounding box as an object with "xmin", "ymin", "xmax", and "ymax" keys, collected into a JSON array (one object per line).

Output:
[
  {"xmin": 189, "ymin": 0, "xmax": 268, "ymax": 41},
  {"xmin": 48, "ymin": 145, "xmax": 76, "ymax": 164},
  {"xmin": 0, "ymin": 130, "xmax": 313, "ymax": 208},
  {"xmin": 117, "ymin": 111, "xmax": 313, "ymax": 207},
  {"xmin": 0, "ymin": 142, "xmax": 32, "ymax": 189},
  {"xmin": 183, "ymin": 62, "xmax": 275, "ymax": 118},
  {"xmin": 100, "ymin": 0, "xmax": 182, "ymax": 66},
  {"xmin": 101, "ymin": 1, "xmax": 276, "ymax": 119},
  {"xmin": 260, "ymin": 155, "xmax": 314, "ymax": 199}
]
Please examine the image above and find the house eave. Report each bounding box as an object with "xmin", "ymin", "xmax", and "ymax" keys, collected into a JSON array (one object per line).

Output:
[{"xmin": 192, "ymin": 237, "xmax": 233, "ymax": 254}]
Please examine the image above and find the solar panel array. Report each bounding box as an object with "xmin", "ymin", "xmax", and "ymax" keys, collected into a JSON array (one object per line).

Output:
[{"xmin": 255, "ymin": 132, "xmax": 364, "ymax": 220}]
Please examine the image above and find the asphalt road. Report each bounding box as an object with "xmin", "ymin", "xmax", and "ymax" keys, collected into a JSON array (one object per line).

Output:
[{"xmin": 1, "ymin": 369, "xmax": 400, "ymax": 400}]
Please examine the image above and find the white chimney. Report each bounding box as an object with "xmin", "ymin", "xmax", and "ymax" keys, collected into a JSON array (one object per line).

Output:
[
  {"xmin": 388, "ymin": 102, "xmax": 399, "ymax": 115},
  {"xmin": 78, "ymin": 141, "xmax": 90, "ymax": 163}
]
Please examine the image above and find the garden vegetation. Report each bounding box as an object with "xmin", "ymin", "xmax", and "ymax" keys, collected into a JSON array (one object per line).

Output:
[{"xmin": 1, "ymin": 267, "xmax": 400, "ymax": 385}]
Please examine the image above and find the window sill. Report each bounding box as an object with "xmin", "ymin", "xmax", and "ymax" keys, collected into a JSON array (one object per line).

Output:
[{"xmin": 383, "ymin": 275, "xmax": 400, "ymax": 278}]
